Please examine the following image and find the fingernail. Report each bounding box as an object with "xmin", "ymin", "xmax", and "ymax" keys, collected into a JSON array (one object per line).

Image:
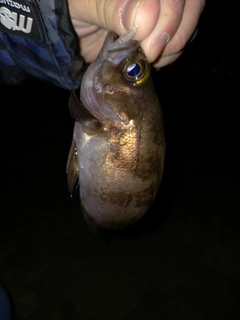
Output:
[
  {"xmin": 150, "ymin": 32, "xmax": 170, "ymax": 61},
  {"xmin": 121, "ymin": 0, "xmax": 142, "ymax": 31}
]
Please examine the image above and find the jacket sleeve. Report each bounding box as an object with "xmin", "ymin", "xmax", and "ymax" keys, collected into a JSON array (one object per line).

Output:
[{"xmin": 0, "ymin": 0, "xmax": 84, "ymax": 89}]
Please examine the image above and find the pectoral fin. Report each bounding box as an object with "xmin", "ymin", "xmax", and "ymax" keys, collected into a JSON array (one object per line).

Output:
[
  {"xmin": 66, "ymin": 139, "xmax": 79, "ymax": 196},
  {"xmin": 66, "ymin": 139, "xmax": 98, "ymax": 234}
]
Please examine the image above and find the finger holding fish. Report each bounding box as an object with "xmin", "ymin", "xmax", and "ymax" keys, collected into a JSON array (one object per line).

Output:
[{"xmin": 68, "ymin": 0, "xmax": 205, "ymax": 67}]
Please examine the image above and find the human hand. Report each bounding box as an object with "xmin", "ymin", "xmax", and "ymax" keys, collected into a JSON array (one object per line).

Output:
[{"xmin": 68, "ymin": 0, "xmax": 205, "ymax": 68}]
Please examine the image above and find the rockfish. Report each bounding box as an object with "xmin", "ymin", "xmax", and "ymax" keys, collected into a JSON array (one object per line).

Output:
[{"xmin": 66, "ymin": 28, "xmax": 165, "ymax": 231}]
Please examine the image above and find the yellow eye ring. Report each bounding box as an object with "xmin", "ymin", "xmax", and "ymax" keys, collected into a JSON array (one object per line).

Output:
[{"xmin": 122, "ymin": 58, "xmax": 151, "ymax": 86}]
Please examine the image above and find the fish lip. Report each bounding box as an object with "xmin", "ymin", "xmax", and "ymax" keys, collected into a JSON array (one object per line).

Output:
[{"xmin": 103, "ymin": 32, "xmax": 140, "ymax": 65}]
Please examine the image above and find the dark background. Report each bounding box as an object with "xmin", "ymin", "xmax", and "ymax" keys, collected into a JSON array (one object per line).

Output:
[{"xmin": 1, "ymin": 1, "xmax": 240, "ymax": 319}]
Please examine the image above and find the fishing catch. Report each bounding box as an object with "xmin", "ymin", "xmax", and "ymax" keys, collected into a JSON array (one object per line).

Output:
[{"xmin": 66, "ymin": 27, "xmax": 165, "ymax": 231}]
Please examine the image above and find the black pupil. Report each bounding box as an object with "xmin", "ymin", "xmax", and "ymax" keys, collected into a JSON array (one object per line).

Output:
[{"xmin": 127, "ymin": 63, "xmax": 140, "ymax": 77}]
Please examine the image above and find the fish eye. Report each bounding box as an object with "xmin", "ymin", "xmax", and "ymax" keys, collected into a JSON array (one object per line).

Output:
[
  {"xmin": 122, "ymin": 59, "xmax": 151, "ymax": 86},
  {"xmin": 127, "ymin": 63, "xmax": 141, "ymax": 77}
]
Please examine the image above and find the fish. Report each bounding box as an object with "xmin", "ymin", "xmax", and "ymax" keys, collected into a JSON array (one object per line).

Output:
[{"xmin": 66, "ymin": 27, "xmax": 165, "ymax": 232}]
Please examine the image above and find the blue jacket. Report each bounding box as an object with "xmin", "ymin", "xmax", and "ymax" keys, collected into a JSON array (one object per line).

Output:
[{"xmin": 0, "ymin": 0, "xmax": 84, "ymax": 89}]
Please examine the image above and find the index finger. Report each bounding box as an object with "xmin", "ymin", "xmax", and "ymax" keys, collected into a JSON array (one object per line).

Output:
[{"xmin": 140, "ymin": 0, "xmax": 185, "ymax": 63}]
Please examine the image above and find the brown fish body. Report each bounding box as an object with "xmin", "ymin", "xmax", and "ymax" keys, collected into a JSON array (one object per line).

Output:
[{"xmin": 67, "ymin": 31, "xmax": 165, "ymax": 230}]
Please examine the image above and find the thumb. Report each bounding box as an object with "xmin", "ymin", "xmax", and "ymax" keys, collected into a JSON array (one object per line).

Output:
[{"xmin": 69, "ymin": 0, "xmax": 160, "ymax": 41}]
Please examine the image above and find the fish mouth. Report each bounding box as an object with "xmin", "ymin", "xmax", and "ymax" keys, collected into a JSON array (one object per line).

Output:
[{"xmin": 102, "ymin": 32, "xmax": 140, "ymax": 65}]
